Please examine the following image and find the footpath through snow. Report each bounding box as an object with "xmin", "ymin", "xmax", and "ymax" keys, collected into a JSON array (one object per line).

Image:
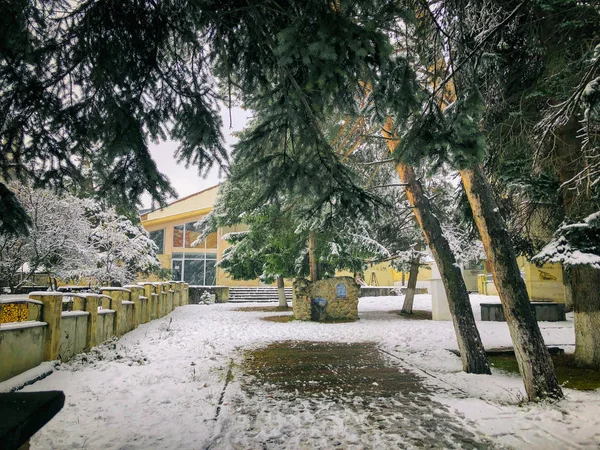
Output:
[{"xmin": 16, "ymin": 294, "xmax": 600, "ymax": 449}]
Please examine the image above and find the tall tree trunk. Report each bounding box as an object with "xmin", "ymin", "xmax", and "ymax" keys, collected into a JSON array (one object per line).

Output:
[
  {"xmin": 571, "ymin": 265, "xmax": 600, "ymax": 368},
  {"xmin": 384, "ymin": 119, "xmax": 490, "ymax": 374},
  {"xmin": 396, "ymin": 163, "xmax": 490, "ymax": 374},
  {"xmin": 461, "ymin": 164, "xmax": 563, "ymax": 400},
  {"xmin": 308, "ymin": 230, "xmax": 318, "ymax": 282},
  {"xmin": 277, "ymin": 276, "xmax": 288, "ymax": 308},
  {"xmin": 401, "ymin": 257, "xmax": 420, "ymax": 314},
  {"xmin": 384, "ymin": 124, "xmax": 489, "ymax": 374}
]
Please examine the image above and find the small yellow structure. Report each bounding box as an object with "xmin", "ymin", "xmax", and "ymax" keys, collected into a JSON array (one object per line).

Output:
[{"xmin": 477, "ymin": 257, "xmax": 565, "ymax": 303}]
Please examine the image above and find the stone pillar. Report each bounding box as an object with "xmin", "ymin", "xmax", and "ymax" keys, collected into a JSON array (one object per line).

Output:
[
  {"xmin": 30, "ymin": 292, "xmax": 63, "ymax": 361},
  {"xmin": 182, "ymin": 283, "xmax": 189, "ymax": 305},
  {"xmin": 168, "ymin": 289, "xmax": 174, "ymax": 312},
  {"xmin": 101, "ymin": 288, "xmax": 130, "ymax": 337},
  {"xmin": 158, "ymin": 283, "xmax": 167, "ymax": 317},
  {"xmin": 172, "ymin": 282, "xmax": 181, "ymax": 308},
  {"xmin": 140, "ymin": 284, "xmax": 155, "ymax": 322},
  {"xmin": 430, "ymin": 262, "xmax": 452, "ymax": 321},
  {"xmin": 83, "ymin": 294, "xmax": 100, "ymax": 350},
  {"xmin": 139, "ymin": 296, "xmax": 148, "ymax": 323},
  {"xmin": 124, "ymin": 285, "xmax": 145, "ymax": 328},
  {"xmin": 150, "ymin": 293, "xmax": 159, "ymax": 319}
]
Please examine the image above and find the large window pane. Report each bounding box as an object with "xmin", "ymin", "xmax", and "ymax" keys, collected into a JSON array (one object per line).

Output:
[
  {"xmin": 173, "ymin": 225, "xmax": 184, "ymax": 248},
  {"xmin": 184, "ymin": 259, "xmax": 205, "ymax": 285},
  {"xmin": 205, "ymin": 260, "xmax": 217, "ymax": 285},
  {"xmin": 149, "ymin": 229, "xmax": 165, "ymax": 254},
  {"xmin": 185, "ymin": 221, "xmax": 203, "ymax": 248}
]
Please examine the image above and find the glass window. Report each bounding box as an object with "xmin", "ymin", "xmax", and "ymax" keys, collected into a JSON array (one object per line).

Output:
[
  {"xmin": 173, "ymin": 222, "xmax": 215, "ymax": 248},
  {"xmin": 171, "ymin": 252, "xmax": 216, "ymax": 286},
  {"xmin": 205, "ymin": 260, "xmax": 217, "ymax": 285},
  {"xmin": 173, "ymin": 225, "xmax": 184, "ymax": 248},
  {"xmin": 184, "ymin": 259, "xmax": 205, "ymax": 285},
  {"xmin": 185, "ymin": 221, "xmax": 203, "ymax": 248},
  {"xmin": 172, "ymin": 259, "xmax": 183, "ymax": 281},
  {"xmin": 149, "ymin": 229, "xmax": 165, "ymax": 254}
]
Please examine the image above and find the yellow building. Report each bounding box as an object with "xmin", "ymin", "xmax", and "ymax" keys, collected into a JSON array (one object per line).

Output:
[{"xmin": 140, "ymin": 185, "xmax": 264, "ymax": 287}]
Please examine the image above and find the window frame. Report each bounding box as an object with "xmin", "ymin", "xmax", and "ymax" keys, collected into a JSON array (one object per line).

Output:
[{"xmin": 171, "ymin": 252, "xmax": 217, "ymax": 285}]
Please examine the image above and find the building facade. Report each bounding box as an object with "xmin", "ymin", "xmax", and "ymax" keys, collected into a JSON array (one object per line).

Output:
[{"xmin": 139, "ymin": 185, "xmax": 270, "ymax": 287}]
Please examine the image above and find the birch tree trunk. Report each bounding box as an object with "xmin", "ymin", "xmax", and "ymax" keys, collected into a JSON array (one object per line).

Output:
[
  {"xmin": 461, "ymin": 164, "xmax": 563, "ymax": 400},
  {"xmin": 401, "ymin": 257, "xmax": 420, "ymax": 314},
  {"xmin": 571, "ymin": 265, "xmax": 600, "ymax": 368},
  {"xmin": 277, "ymin": 276, "xmax": 288, "ymax": 308}
]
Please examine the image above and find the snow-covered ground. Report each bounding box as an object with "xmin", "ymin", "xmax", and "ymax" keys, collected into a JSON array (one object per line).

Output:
[{"xmin": 13, "ymin": 294, "xmax": 600, "ymax": 449}]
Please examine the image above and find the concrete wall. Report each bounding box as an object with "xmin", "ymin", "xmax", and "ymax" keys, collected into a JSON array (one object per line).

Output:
[
  {"xmin": 0, "ymin": 281, "xmax": 190, "ymax": 383},
  {"xmin": 97, "ymin": 310, "xmax": 115, "ymax": 344},
  {"xmin": 189, "ymin": 286, "xmax": 230, "ymax": 303},
  {"xmin": 359, "ymin": 286, "xmax": 398, "ymax": 297},
  {"xmin": 0, "ymin": 322, "xmax": 46, "ymax": 382},
  {"xmin": 477, "ymin": 258, "xmax": 565, "ymax": 303},
  {"xmin": 60, "ymin": 312, "xmax": 89, "ymax": 362}
]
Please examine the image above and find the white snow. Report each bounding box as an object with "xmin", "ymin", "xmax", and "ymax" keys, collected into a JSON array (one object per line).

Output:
[
  {"xmin": 0, "ymin": 320, "xmax": 47, "ymax": 331},
  {"xmin": 16, "ymin": 294, "xmax": 600, "ymax": 449},
  {"xmin": 0, "ymin": 362, "xmax": 55, "ymax": 393},
  {"xmin": 61, "ymin": 311, "xmax": 90, "ymax": 317}
]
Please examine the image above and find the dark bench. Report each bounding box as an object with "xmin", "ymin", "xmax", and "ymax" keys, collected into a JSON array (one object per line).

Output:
[
  {"xmin": 0, "ymin": 391, "xmax": 65, "ymax": 450},
  {"xmin": 481, "ymin": 302, "xmax": 566, "ymax": 322}
]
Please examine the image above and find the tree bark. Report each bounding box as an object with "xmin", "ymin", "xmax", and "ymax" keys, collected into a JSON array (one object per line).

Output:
[
  {"xmin": 461, "ymin": 164, "xmax": 563, "ymax": 400},
  {"xmin": 563, "ymin": 266, "xmax": 573, "ymax": 312},
  {"xmin": 383, "ymin": 119, "xmax": 490, "ymax": 374},
  {"xmin": 571, "ymin": 265, "xmax": 600, "ymax": 368},
  {"xmin": 401, "ymin": 257, "xmax": 420, "ymax": 314},
  {"xmin": 277, "ymin": 276, "xmax": 288, "ymax": 308},
  {"xmin": 308, "ymin": 230, "xmax": 318, "ymax": 282}
]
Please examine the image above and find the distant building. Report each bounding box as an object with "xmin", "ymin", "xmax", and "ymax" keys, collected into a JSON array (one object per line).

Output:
[{"xmin": 139, "ymin": 185, "xmax": 255, "ymax": 287}]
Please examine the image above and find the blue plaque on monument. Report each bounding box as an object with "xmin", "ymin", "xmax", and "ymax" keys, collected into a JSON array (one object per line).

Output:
[{"xmin": 336, "ymin": 283, "xmax": 347, "ymax": 298}]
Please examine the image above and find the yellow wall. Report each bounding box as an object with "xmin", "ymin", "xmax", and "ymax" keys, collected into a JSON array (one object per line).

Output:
[
  {"xmin": 478, "ymin": 257, "xmax": 565, "ymax": 303},
  {"xmin": 518, "ymin": 257, "xmax": 565, "ymax": 302}
]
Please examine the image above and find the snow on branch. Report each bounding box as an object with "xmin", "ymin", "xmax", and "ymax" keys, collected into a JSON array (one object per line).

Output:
[
  {"xmin": 190, "ymin": 212, "xmax": 216, "ymax": 247},
  {"xmin": 533, "ymin": 211, "xmax": 600, "ymax": 268},
  {"xmin": 221, "ymin": 231, "xmax": 250, "ymax": 242}
]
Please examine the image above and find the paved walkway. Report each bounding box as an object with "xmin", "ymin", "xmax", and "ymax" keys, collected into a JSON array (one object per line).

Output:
[{"xmin": 206, "ymin": 341, "xmax": 494, "ymax": 449}]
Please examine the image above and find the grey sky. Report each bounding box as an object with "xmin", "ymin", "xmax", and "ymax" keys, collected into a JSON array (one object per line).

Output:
[{"xmin": 142, "ymin": 106, "xmax": 251, "ymax": 208}]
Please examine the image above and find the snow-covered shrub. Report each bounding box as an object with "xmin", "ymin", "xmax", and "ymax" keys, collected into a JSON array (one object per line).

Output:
[{"xmin": 198, "ymin": 290, "xmax": 215, "ymax": 305}]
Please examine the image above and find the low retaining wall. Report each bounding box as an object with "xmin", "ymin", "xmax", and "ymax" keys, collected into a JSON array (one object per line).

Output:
[
  {"xmin": 360, "ymin": 286, "xmax": 398, "ymax": 297},
  {"xmin": 481, "ymin": 302, "xmax": 566, "ymax": 322},
  {"xmin": 0, "ymin": 281, "xmax": 190, "ymax": 383},
  {"xmin": 189, "ymin": 286, "xmax": 229, "ymax": 303}
]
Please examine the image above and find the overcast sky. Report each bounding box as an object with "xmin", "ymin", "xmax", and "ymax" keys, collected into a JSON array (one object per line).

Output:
[{"xmin": 142, "ymin": 105, "xmax": 251, "ymax": 208}]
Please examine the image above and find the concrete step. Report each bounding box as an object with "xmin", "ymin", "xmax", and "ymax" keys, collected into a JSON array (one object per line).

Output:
[{"xmin": 229, "ymin": 287, "xmax": 293, "ymax": 303}]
